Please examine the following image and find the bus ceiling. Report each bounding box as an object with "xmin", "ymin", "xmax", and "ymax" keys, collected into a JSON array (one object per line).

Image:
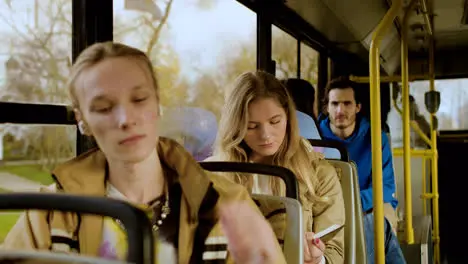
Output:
[{"xmin": 242, "ymin": 0, "xmax": 468, "ymax": 79}]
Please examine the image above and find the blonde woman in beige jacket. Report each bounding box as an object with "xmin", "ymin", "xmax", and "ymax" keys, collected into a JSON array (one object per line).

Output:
[{"xmin": 207, "ymin": 71, "xmax": 345, "ymax": 264}]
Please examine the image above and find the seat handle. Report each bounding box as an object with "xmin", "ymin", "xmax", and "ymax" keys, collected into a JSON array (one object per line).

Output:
[
  {"xmin": 0, "ymin": 193, "xmax": 154, "ymax": 264},
  {"xmin": 199, "ymin": 161, "xmax": 299, "ymax": 200}
]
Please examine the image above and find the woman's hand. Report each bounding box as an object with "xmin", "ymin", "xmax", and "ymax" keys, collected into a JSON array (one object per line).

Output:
[
  {"xmin": 304, "ymin": 232, "xmax": 326, "ymax": 264},
  {"xmin": 219, "ymin": 201, "xmax": 285, "ymax": 264}
]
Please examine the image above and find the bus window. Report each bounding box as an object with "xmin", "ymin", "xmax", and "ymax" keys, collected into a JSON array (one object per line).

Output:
[
  {"xmin": 299, "ymin": 43, "xmax": 318, "ymax": 85},
  {"xmin": 0, "ymin": 0, "xmax": 73, "ymax": 242},
  {"xmin": 0, "ymin": 124, "xmax": 76, "ymax": 243},
  {"xmin": 272, "ymin": 26, "xmax": 297, "ymax": 79},
  {"xmin": 0, "ymin": 0, "xmax": 72, "ymax": 105},
  {"xmin": 113, "ymin": 0, "xmax": 258, "ymax": 156},
  {"xmin": 113, "ymin": 0, "xmax": 256, "ymax": 119},
  {"xmin": 410, "ymin": 79, "xmax": 468, "ymax": 130},
  {"xmin": 388, "ymin": 79, "xmax": 468, "ymax": 147},
  {"xmin": 300, "ymin": 43, "xmax": 319, "ymax": 117}
]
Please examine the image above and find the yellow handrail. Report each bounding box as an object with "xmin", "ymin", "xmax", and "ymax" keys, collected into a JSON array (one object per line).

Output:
[
  {"xmin": 421, "ymin": 157, "xmax": 427, "ymax": 216},
  {"xmin": 392, "ymin": 148, "xmax": 433, "ymax": 157},
  {"xmin": 391, "ymin": 98, "xmax": 433, "ymax": 147},
  {"xmin": 349, "ymin": 74, "xmax": 429, "ymax": 83},
  {"xmin": 401, "ymin": 0, "xmax": 417, "ymax": 244},
  {"xmin": 369, "ymin": 0, "xmax": 402, "ymax": 262},
  {"xmin": 420, "ymin": 0, "xmax": 433, "ymax": 36},
  {"xmin": 410, "ymin": 121, "xmax": 432, "ymax": 147},
  {"xmin": 428, "ymin": 32, "xmax": 441, "ymax": 264}
]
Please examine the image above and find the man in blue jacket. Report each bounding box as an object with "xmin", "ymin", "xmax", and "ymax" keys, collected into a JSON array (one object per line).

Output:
[{"xmin": 319, "ymin": 77, "xmax": 406, "ymax": 263}]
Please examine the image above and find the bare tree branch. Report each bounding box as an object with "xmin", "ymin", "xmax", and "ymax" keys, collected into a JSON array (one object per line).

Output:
[{"xmin": 146, "ymin": 0, "xmax": 174, "ymax": 55}]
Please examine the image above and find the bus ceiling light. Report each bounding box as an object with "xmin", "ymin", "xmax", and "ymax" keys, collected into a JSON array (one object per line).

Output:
[{"xmin": 124, "ymin": 0, "xmax": 162, "ymax": 20}]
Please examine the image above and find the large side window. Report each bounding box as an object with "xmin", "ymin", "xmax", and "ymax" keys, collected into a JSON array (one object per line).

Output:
[
  {"xmin": 300, "ymin": 42, "xmax": 319, "ymax": 116},
  {"xmin": 272, "ymin": 25, "xmax": 297, "ymax": 79},
  {"xmin": 0, "ymin": 0, "xmax": 73, "ymax": 242},
  {"xmin": 113, "ymin": 0, "xmax": 256, "ymax": 151},
  {"xmin": 113, "ymin": 0, "xmax": 256, "ymax": 118},
  {"xmin": 388, "ymin": 79, "xmax": 468, "ymax": 148},
  {"xmin": 410, "ymin": 79, "xmax": 468, "ymax": 130},
  {"xmin": 300, "ymin": 43, "xmax": 319, "ymax": 85},
  {"xmin": 0, "ymin": 0, "xmax": 72, "ymax": 105}
]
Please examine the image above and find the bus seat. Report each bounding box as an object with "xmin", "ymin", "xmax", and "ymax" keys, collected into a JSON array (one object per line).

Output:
[
  {"xmin": 349, "ymin": 161, "xmax": 368, "ymax": 264},
  {"xmin": 296, "ymin": 112, "xmax": 344, "ymax": 160},
  {"xmin": 296, "ymin": 110, "xmax": 321, "ymax": 140},
  {"xmin": 198, "ymin": 162, "xmax": 302, "ymax": 264},
  {"xmin": 307, "ymin": 139, "xmax": 349, "ymax": 162},
  {"xmin": 326, "ymin": 159, "xmax": 367, "ymax": 264},
  {"xmin": 159, "ymin": 106, "xmax": 217, "ymax": 161},
  {"xmin": 252, "ymin": 194, "xmax": 303, "ymax": 264},
  {"xmin": 326, "ymin": 159, "xmax": 356, "ymax": 264}
]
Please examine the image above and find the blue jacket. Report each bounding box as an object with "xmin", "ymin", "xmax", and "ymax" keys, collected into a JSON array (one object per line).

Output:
[{"xmin": 319, "ymin": 116, "xmax": 398, "ymax": 212}]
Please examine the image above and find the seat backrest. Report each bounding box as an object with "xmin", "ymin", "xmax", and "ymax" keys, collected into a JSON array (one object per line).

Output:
[
  {"xmin": 159, "ymin": 106, "xmax": 217, "ymax": 161},
  {"xmin": 349, "ymin": 161, "xmax": 367, "ymax": 264},
  {"xmin": 296, "ymin": 110, "xmax": 322, "ymax": 140},
  {"xmin": 252, "ymin": 194, "xmax": 303, "ymax": 264},
  {"xmin": 295, "ymin": 115, "xmax": 345, "ymax": 160},
  {"xmin": 326, "ymin": 160, "xmax": 357, "ymax": 264},
  {"xmin": 307, "ymin": 139, "xmax": 349, "ymax": 162},
  {"xmin": 326, "ymin": 160, "xmax": 368, "ymax": 264},
  {"xmin": 199, "ymin": 162, "xmax": 302, "ymax": 263}
]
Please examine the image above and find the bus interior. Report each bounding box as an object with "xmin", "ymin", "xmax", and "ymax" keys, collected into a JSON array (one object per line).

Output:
[{"xmin": 0, "ymin": 0, "xmax": 467, "ymax": 263}]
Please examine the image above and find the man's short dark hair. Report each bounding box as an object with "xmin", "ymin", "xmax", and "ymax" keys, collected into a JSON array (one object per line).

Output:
[{"xmin": 323, "ymin": 76, "xmax": 361, "ymax": 108}]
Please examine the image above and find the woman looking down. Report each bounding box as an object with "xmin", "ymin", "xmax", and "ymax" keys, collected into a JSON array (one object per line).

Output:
[
  {"xmin": 1, "ymin": 42, "xmax": 286, "ymax": 264},
  {"xmin": 207, "ymin": 71, "xmax": 345, "ymax": 264}
]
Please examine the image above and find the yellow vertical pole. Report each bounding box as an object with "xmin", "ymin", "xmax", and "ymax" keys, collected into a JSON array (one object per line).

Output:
[
  {"xmin": 401, "ymin": 0, "xmax": 416, "ymax": 244},
  {"xmin": 428, "ymin": 34, "xmax": 441, "ymax": 264},
  {"xmin": 421, "ymin": 157, "xmax": 427, "ymax": 216},
  {"xmin": 369, "ymin": 0, "xmax": 402, "ymax": 263}
]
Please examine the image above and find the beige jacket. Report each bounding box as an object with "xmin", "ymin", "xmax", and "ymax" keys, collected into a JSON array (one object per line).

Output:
[
  {"xmin": 206, "ymin": 140, "xmax": 346, "ymax": 264},
  {"xmin": 1, "ymin": 138, "xmax": 286, "ymax": 264}
]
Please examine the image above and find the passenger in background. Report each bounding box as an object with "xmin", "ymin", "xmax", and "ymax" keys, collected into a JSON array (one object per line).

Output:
[
  {"xmin": 208, "ymin": 71, "xmax": 345, "ymax": 264},
  {"xmin": 318, "ymin": 76, "xmax": 406, "ymax": 264},
  {"xmin": 282, "ymin": 79, "xmax": 341, "ymax": 158},
  {"xmin": 282, "ymin": 78, "xmax": 317, "ymax": 120},
  {"xmin": 1, "ymin": 42, "xmax": 286, "ymax": 264}
]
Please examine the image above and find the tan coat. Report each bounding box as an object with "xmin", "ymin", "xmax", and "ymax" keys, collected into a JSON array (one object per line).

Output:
[
  {"xmin": 206, "ymin": 139, "xmax": 346, "ymax": 264},
  {"xmin": 1, "ymin": 138, "xmax": 286, "ymax": 264}
]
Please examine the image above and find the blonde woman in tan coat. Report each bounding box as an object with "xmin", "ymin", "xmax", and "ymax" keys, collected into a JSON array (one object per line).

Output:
[
  {"xmin": 207, "ymin": 71, "xmax": 345, "ymax": 264},
  {"xmin": 1, "ymin": 42, "xmax": 286, "ymax": 264}
]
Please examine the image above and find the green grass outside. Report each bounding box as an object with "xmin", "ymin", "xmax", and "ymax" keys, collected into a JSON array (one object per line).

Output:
[
  {"xmin": 0, "ymin": 186, "xmax": 20, "ymax": 243},
  {"xmin": 0, "ymin": 166, "xmax": 52, "ymax": 243},
  {"xmin": 0, "ymin": 212, "xmax": 21, "ymax": 243},
  {"xmin": 0, "ymin": 165, "xmax": 54, "ymax": 185}
]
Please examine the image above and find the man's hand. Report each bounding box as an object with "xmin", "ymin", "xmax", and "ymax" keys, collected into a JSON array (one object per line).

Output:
[
  {"xmin": 219, "ymin": 201, "xmax": 284, "ymax": 264},
  {"xmin": 304, "ymin": 232, "xmax": 326, "ymax": 264}
]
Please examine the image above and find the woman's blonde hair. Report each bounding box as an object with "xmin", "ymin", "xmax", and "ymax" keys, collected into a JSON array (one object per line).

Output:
[
  {"xmin": 214, "ymin": 71, "xmax": 321, "ymax": 201},
  {"xmin": 67, "ymin": 41, "xmax": 159, "ymax": 108}
]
